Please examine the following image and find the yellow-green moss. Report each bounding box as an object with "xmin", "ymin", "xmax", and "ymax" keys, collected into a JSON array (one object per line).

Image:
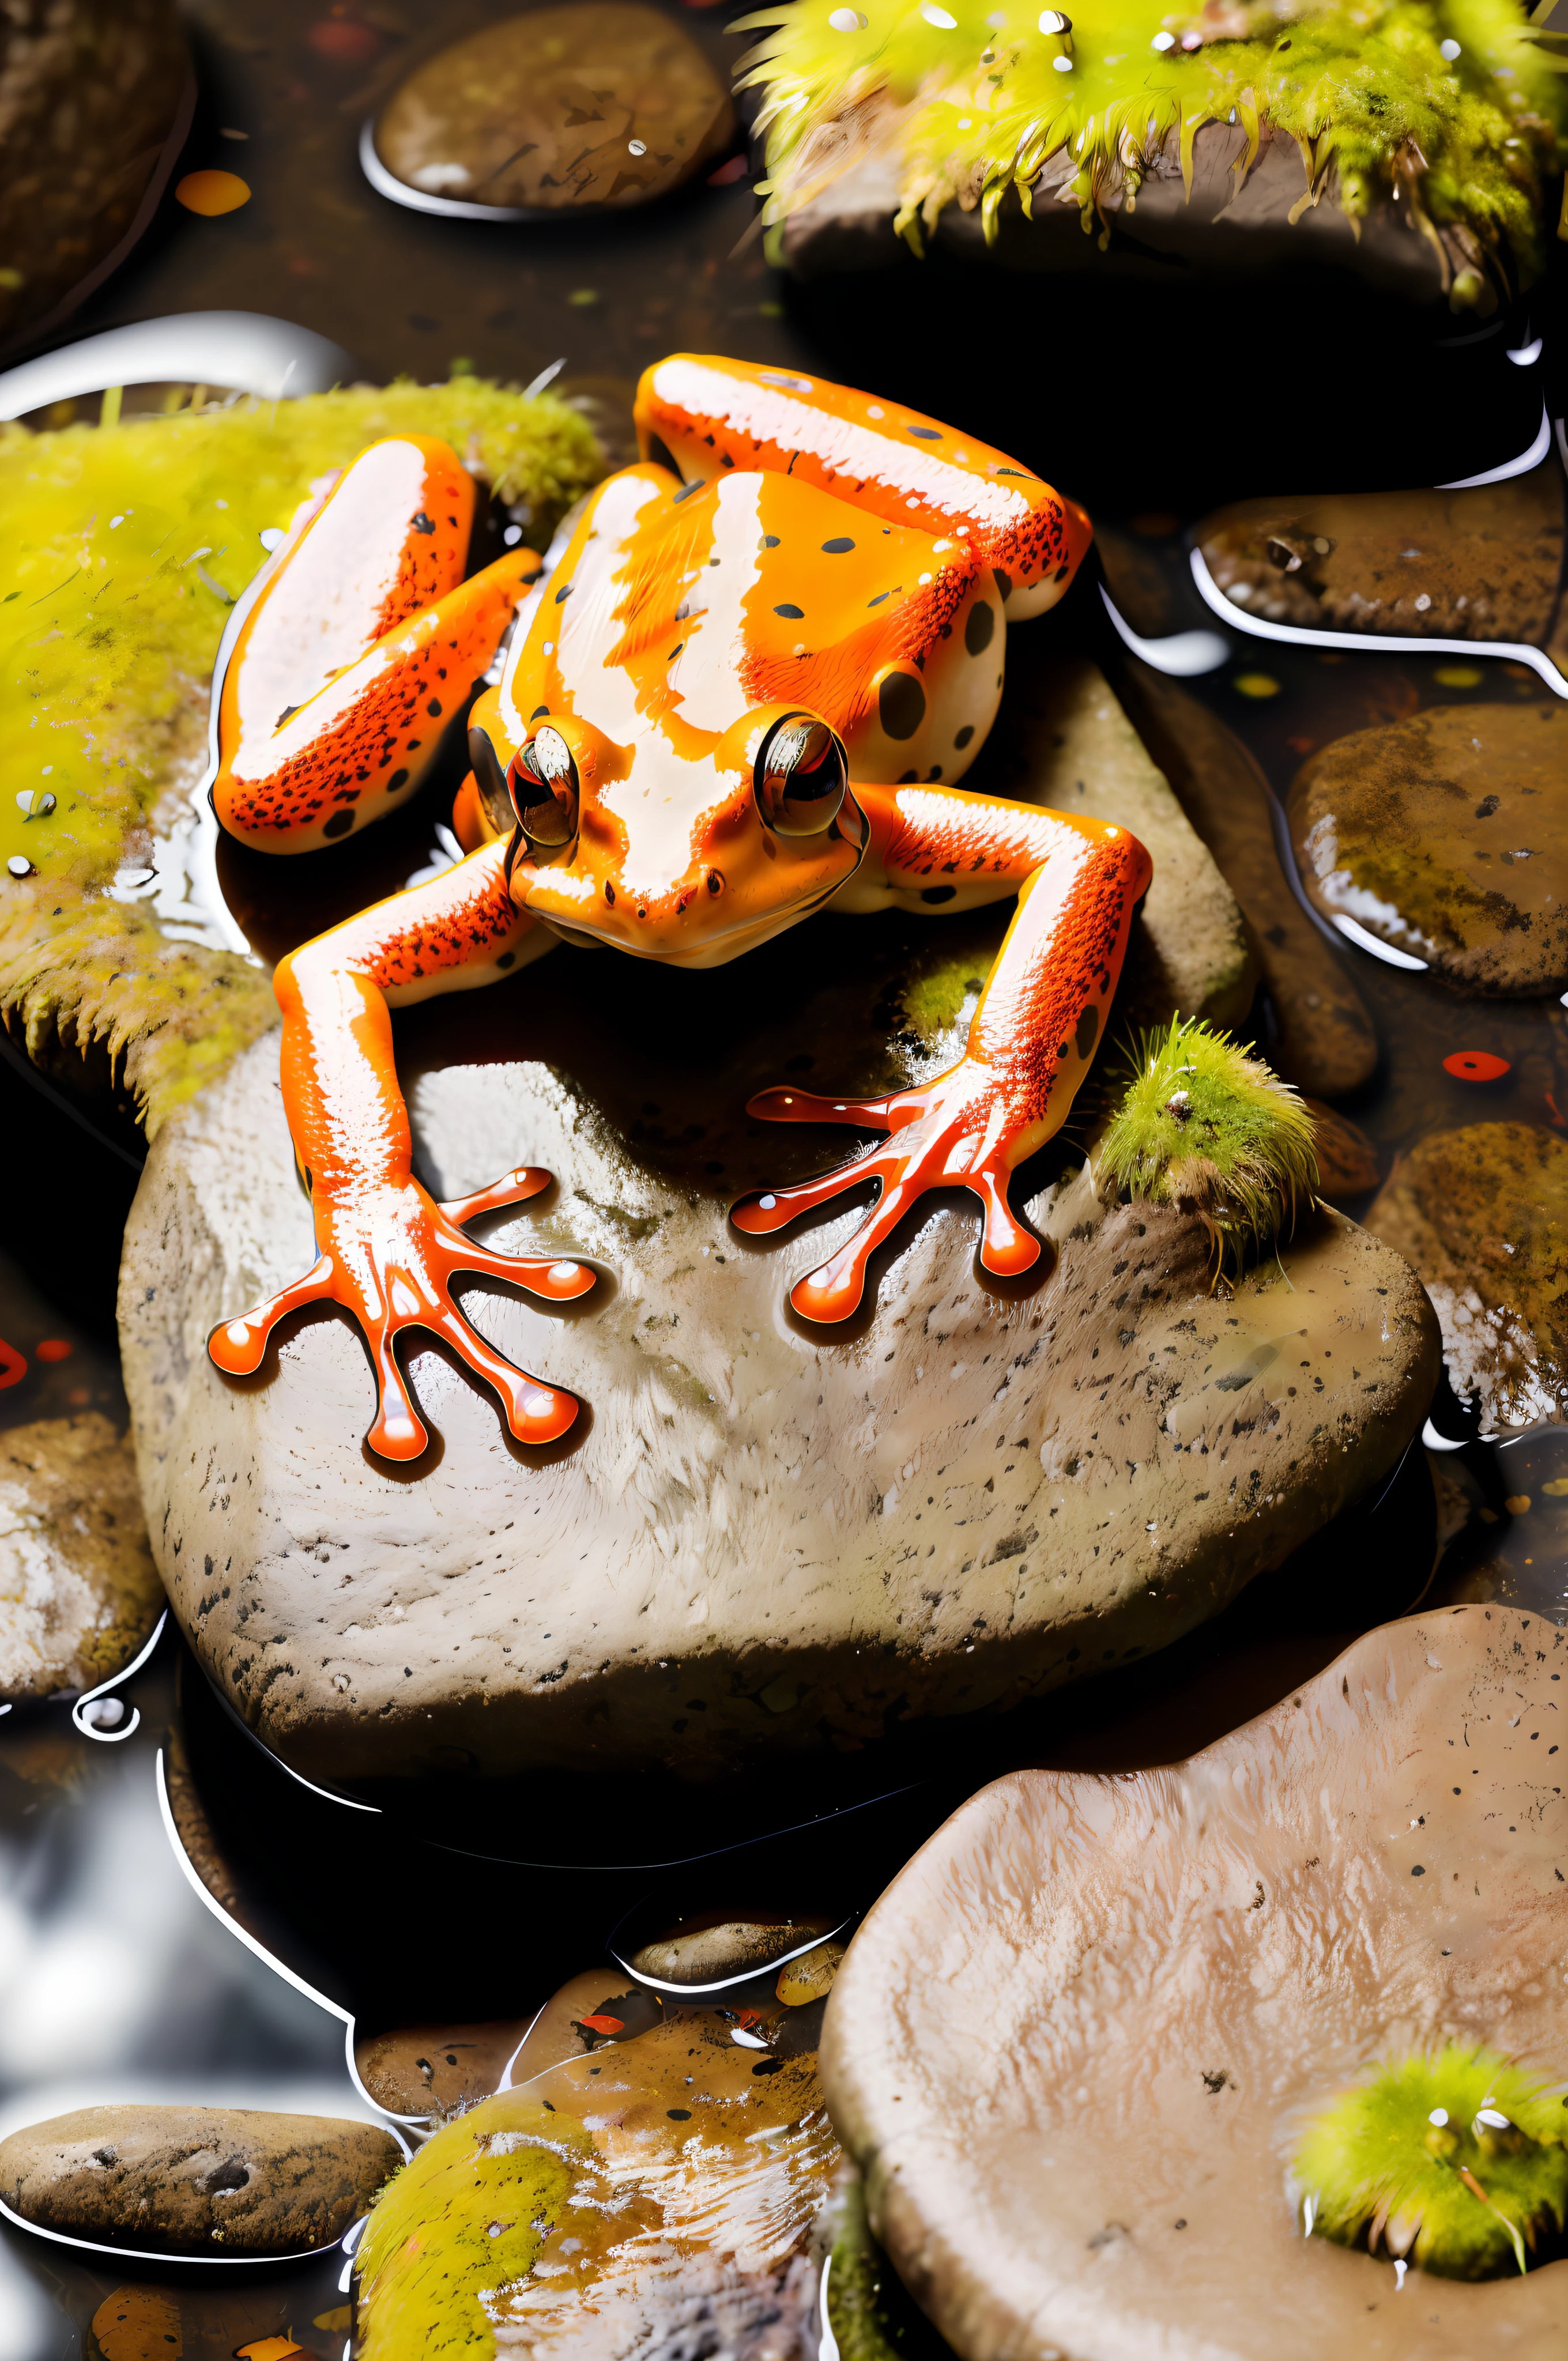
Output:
[
  {"xmin": 1296, "ymin": 2042, "xmax": 1568, "ymax": 2276},
  {"xmin": 1099, "ymin": 1014, "xmax": 1318, "ymax": 1267},
  {"xmin": 355, "ymin": 2094, "xmax": 590, "ymax": 2357},
  {"xmin": 740, "ymin": 0, "xmax": 1566, "ymax": 292},
  {"xmin": 0, "ymin": 380, "xmax": 604, "ymax": 1132}
]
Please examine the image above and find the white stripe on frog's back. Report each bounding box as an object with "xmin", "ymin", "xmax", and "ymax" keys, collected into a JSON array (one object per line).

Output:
[
  {"xmin": 496, "ymin": 466, "xmax": 667, "ymax": 745},
  {"xmin": 664, "ymin": 473, "xmax": 767, "ymax": 734},
  {"xmin": 842, "ymin": 574, "xmax": 1007, "ymax": 791}
]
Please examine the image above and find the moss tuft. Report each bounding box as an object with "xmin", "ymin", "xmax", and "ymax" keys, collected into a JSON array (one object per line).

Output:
[
  {"xmin": 0, "ymin": 380, "xmax": 603, "ymax": 1132},
  {"xmin": 739, "ymin": 0, "xmax": 1566, "ymax": 293},
  {"xmin": 1098, "ymin": 1014, "xmax": 1317, "ymax": 1268},
  {"xmin": 354, "ymin": 2092, "xmax": 590, "ymax": 2356},
  {"xmin": 1295, "ymin": 2042, "xmax": 1568, "ymax": 2277},
  {"xmin": 827, "ymin": 2176, "xmax": 952, "ymax": 2361}
]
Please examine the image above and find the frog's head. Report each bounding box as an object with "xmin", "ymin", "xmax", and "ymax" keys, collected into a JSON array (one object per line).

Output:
[
  {"xmin": 479, "ymin": 464, "xmax": 976, "ymax": 970},
  {"xmin": 494, "ymin": 696, "xmax": 865, "ymax": 970}
]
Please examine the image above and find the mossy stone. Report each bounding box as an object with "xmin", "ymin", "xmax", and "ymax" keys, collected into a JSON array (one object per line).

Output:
[
  {"xmin": 1288, "ymin": 703, "xmax": 1568, "ymax": 995},
  {"xmin": 1367, "ymin": 1119, "xmax": 1568, "ymax": 1432}
]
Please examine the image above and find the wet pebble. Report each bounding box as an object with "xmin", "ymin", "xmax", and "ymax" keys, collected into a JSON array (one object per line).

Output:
[
  {"xmin": 630, "ymin": 1920, "xmax": 831, "ymax": 1987},
  {"xmin": 1368, "ymin": 1121, "xmax": 1568, "ymax": 1432},
  {"xmin": 1198, "ymin": 464, "xmax": 1564, "ymax": 646},
  {"xmin": 1304, "ymin": 1101, "xmax": 1379, "ymax": 1204},
  {"xmin": 0, "ymin": 1413, "xmax": 163, "ymax": 1702},
  {"xmin": 0, "ymin": 2106, "xmax": 399, "ymax": 2257},
  {"xmin": 776, "ymin": 1938, "xmax": 846, "ymax": 2007},
  {"xmin": 371, "ymin": 3, "xmax": 736, "ymax": 214},
  {"xmin": 1288, "ymin": 704, "xmax": 1568, "ymax": 994}
]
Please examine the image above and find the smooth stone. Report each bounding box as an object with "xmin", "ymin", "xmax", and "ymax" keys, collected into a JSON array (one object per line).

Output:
[
  {"xmin": 0, "ymin": 0, "xmax": 187, "ymax": 353},
  {"xmin": 1289, "ymin": 704, "xmax": 1568, "ymax": 994},
  {"xmin": 1198, "ymin": 462, "xmax": 1565, "ymax": 645},
  {"xmin": 964, "ymin": 654, "xmax": 1254, "ymax": 1033},
  {"xmin": 1118, "ymin": 662, "xmax": 1378, "ymax": 1100},
  {"xmin": 0, "ymin": 2105, "xmax": 399, "ymax": 2256},
  {"xmin": 0, "ymin": 1412, "xmax": 163, "ymax": 1700},
  {"xmin": 775, "ymin": 1941, "xmax": 845, "ymax": 2008},
  {"xmin": 1367, "ymin": 1121, "xmax": 1568, "ymax": 1434},
  {"xmin": 630, "ymin": 1922, "xmax": 827, "ymax": 1987},
  {"xmin": 1305, "ymin": 1102, "xmax": 1380, "ymax": 1204},
  {"xmin": 372, "ymin": 4, "xmax": 736, "ymax": 214},
  {"xmin": 122, "ymin": 987, "xmax": 1438, "ymax": 1781},
  {"xmin": 819, "ymin": 1606, "xmax": 1567, "ymax": 2361}
]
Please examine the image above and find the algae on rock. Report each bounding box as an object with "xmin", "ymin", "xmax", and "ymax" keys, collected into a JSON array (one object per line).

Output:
[
  {"xmin": 0, "ymin": 379, "xmax": 604, "ymax": 1133},
  {"xmin": 741, "ymin": 0, "xmax": 1565, "ymax": 300}
]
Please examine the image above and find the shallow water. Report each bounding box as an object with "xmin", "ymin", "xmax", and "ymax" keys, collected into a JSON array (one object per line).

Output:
[{"xmin": 4, "ymin": 0, "xmax": 1567, "ymax": 2349}]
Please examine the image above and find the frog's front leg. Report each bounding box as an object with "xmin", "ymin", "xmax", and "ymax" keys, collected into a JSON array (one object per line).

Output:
[
  {"xmin": 207, "ymin": 840, "xmax": 595, "ymax": 1459},
  {"xmin": 213, "ymin": 435, "xmax": 542, "ymax": 854},
  {"xmin": 731, "ymin": 787, "xmax": 1151, "ymax": 1321}
]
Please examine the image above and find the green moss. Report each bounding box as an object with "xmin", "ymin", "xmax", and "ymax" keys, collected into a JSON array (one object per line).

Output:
[
  {"xmin": 355, "ymin": 2094, "xmax": 590, "ymax": 2356},
  {"xmin": 0, "ymin": 380, "xmax": 604, "ymax": 1132},
  {"xmin": 739, "ymin": 0, "xmax": 1565, "ymax": 293},
  {"xmin": 1099, "ymin": 1015, "xmax": 1317, "ymax": 1268},
  {"xmin": 827, "ymin": 2178, "xmax": 954, "ymax": 2361},
  {"xmin": 1296, "ymin": 2042, "xmax": 1568, "ymax": 2277}
]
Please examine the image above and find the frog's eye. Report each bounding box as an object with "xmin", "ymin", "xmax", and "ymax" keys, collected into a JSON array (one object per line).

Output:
[
  {"xmin": 512, "ymin": 726, "xmax": 579, "ymax": 849},
  {"xmin": 468, "ymin": 725, "xmax": 517, "ymax": 840},
  {"xmin": 754, "ymin": 714, "xmax": 847, "ymax": 837}
]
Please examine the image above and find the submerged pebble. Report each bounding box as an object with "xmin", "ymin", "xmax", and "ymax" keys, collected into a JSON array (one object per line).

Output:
[
  {"xmin": 371, "ymin": 4, "xmax": 736, "ymax": 214},
  {"xmin": 1198, "ymin": 465, "xmax": 1565, "ymax": 647},
  {"xmin": 1369, "ymin": 1120, "xmax": 1568, "ymax": 1431},
  {"xmin": 1289, "ymin": 704, "xmax": 1568, "ymax": 995}
]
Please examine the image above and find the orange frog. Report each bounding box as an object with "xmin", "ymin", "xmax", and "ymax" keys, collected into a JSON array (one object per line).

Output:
[{"xmin": 207, "ymin": 356, "xmax": 1151, "ymax": 1460}]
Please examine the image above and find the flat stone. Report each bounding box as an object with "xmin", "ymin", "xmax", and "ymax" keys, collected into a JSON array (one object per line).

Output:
[
  {"xmin": 1367, "ymin": 1121, "xmax": 1568, "ymax": 1434},
  {"xmin": 964, "ymin": 655, "xmax": 1254, "ymax": 1034},
  {"xmin": 1198, "ymin": 463, "xmax": 1565, "ymax": 645},
  {"xmin": 122, "ymin": 975, "xmax": 1438, "ymax": 1780},
  {"xmin": 0, "ymin": 2105, "xmax": 399, "ymax": 2257},
  {"xmin": 371, "ymin": 3, "xmax": 736, "ymax": 214},
  {"xmin": 0, "ymin": 1412, "xmax": 163, "ymax": 1700},
  {"xmin": 819, "ymin": 1606, "xmax": 1567, "ymax": 2361},
  {"xmin": 1118, "ymin": 662, "xmax": 1378, "ymax": 1100},
  {"xmin": 1289, "ymin": 703, "xmax": 1568, "ymax": 994}
]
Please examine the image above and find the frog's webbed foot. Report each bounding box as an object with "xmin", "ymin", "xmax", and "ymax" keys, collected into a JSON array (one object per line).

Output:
[
  {"xmin": 730, "ymin": 1078, "xmax": 1042, "ymax": 1324},
  {"xmin": 207, "ymin": 1164, "xmax": 595, "ymax": 1461}
]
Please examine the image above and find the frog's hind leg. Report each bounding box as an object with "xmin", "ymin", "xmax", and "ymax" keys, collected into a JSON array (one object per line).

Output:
[
  {"xmin": 213, "ymin": 434, "xmax": 542, "ymax": 855},
  {"xmin": 634, "ymin": 354, "xmax": 1092, "ymax": 618}
]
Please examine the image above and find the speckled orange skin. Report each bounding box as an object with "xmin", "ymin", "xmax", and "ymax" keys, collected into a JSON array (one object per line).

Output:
[
  {"xmin": 213, "ymin": 435, "xmax": 540, "ymax": 854},
  {"xmin": 208, "ymin": 359, "xmax": 1148, "ymax": 1459}
]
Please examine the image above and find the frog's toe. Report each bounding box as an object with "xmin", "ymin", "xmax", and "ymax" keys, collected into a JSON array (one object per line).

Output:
[
  {"xmin": 971, "ymin": 1166, "xmax": 1043, "ymax": 1278},
  {"xmin": 431, "ymin": 1301, "xmax": 580, "ymax": 1448},
  {"xmin": 451, "ymin": 1239, "xmax": 596, "ymax": 1301},
  {"xmin": 746, "ymin": 1085, "xmax": 892, "ymax": 1129},
  {"xmin": 206, "ymin": 1254, "xmax": 336, "ymax": 1376},
  {"xmin": 786, "ymin": 1174, "xmax": 921, "ymax": 1323},
  {"xmin": 730, "ymin": 1152, "xmax": 887, "ymax": 1238},
  {"xmin": 439, "ymin": 1164, "xmax": 556, "ymax": 1226},
  {"xmin": 363, "ymin": 1323, "xmax": 431, "ymax": 1461}
]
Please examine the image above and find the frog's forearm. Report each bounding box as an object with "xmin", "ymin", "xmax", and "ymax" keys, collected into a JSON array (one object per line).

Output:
[
  {"xmin": 864, "ymin": 782, "xmax": 1152, "ymax": 1152},
  {"xmin": 275, "ymin": 840, "xmax": 540, "ymax": 1198}
]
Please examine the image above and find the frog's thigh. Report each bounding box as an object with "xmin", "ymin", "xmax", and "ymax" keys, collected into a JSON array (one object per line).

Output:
[{"xmin": 841, "ymin": 579, "xmax": 1005, "ymax": 791}]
